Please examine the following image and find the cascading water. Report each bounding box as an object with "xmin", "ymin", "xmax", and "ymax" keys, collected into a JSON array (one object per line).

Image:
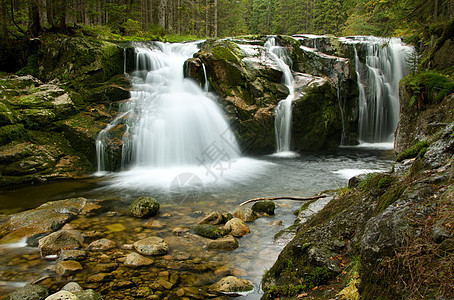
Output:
[
  {"xmin": 340, "ymin": 36, "xmax": 413, "ymax": 143},
  {"xmin": 96, "ymin": 42, "xmax": 268, "ymax": 190},
  {"xmin": 265, "ymin": 37, "xmax": 296, "ymax": 154}
]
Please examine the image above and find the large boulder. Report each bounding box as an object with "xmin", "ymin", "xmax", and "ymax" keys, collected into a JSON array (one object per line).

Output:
[{"xmin": 38, "ymin": 229, "xmax": 84, "ymax": 257}]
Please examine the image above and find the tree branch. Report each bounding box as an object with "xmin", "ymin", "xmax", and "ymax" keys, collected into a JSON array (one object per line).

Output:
[{"xmin": 239, "ymin": 195, "xmax": 328, "ymax": 206}]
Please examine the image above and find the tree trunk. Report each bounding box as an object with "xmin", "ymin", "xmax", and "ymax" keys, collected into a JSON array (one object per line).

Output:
[
  {"xmin": 1, "ymin": 0, "xmax": 8, "ymax": 40},
  {"xmin": 159, "ymin": 0, "xmax": 166, "ymax": 29},
  {"xmin": 29, "ymin": 0, "xmax": 41, "ymax": 36},
  {"xmin": 434, "ymin": 0, "xmax": 439, "ymax": 22},
  {"xmin": 213, "ymin": 0, "xmax": 217, "ymax": 37},
  {"xmin": 205, "ymin": 0, "xmax": 209, "ymax": 36}
]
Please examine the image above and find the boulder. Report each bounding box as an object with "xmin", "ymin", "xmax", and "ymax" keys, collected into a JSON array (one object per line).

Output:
[
  {"xmin": 61, "ymin": 282, "xmax": 83, "ymax": 293},
  {"xmin": 223, "ymin": 218, "xmax": 250, "ymax": 237},
  {"xmin": 55, "ymin": 260, "xmax": 83, "ymax": 276},
  {"xmin": 129, "ymin": 196, "xmax": 160, "ymax": 218},
  {"xmin": 133, "ymin": 237, "xmax": 169, "ymax": 256},
  {"xmin": 59, "ymin": 250, "xmax": 87, "ymax": 262},
  {"xmin": 8, "ymin": 284, "xmax": 49, "ymax": 300},
  {"xmin": 209, "ymin": 276, "xmax": 254, "ymax": 294},
  {"xmin": 38, "ymin": 230, "xmax": 84, "ymax": 257},
  {"xmin": 198, "ymin": 211, "xmax": 225, "ymax": 225},
  {"xmin": 251, "ymin": 200, "xmax": 276, "ymax": 215},
  {"xmin": 233, "ymin": 208, "xmax": 259, "ymax": 222},
  {"xmin": 207, "ymin": 235, "xmax": 239, "ymax": 251},
  {"xmin": 124, "ymin": 252, "xmax": 153, "ymax": 268}
]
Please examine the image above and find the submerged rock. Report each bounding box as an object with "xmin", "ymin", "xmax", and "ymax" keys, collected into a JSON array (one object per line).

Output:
[
  {"xmin": 87, "ymin": 238, "xmax": 116, "ymax": 251},
  {"xmin": 59, "ymin": 250, "xmax": 87, "ymax": 262},
  {"xmin": 209, "ymin": 276, "xmax": 254, "ymax": 294},
  {"xmin": 55, "ymin": 260, "xmax": 83, "ymax": 276},
  {"xmin": 124, "ymin": 252, "xmax": 153, "ymax": 268},
  {"xmin": 38, "ymin": 229, "xmax": 84, "ymax": 257},
  {"xmin": 133, "ymin": 237, "xmax": 169, "ymax": 256},
  {"xmin": 129, "ymin": 196, "xmax": 160, "ymax": 218},
  {"xmin": 223, "ymin": 218, "xmax": 250, "ymax": 237},
  {"xmin": 207, "ymin": 235, "xmax": 239, "ymax": 251},
  {"xmin": 251, "ymin": 200, "xmax": 275, "ymax": 215}
]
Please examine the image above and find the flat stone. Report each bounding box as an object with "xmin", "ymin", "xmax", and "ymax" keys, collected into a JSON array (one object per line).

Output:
[
  {"xmin": 207, "ymin": 235, "xmax": 239, "ymax": 251},
  {"xmin": 223, "ymin": 218, "xmax": 250, "ymax": 237},
  {"xmin": 38, "ymin": 230, "xmax": 84, "ymax": 257},
  {"xmin": 55, "ymin": 260, "xmax": 83, "ymax": 276},
  {"xmin": 93, "ymin": 263, "xmax": 118, "ymax": 273},
  {"xmin": 86, "ymin": 273, "xmax": 113, "ymax": 283},
  {"xmin": 87, "ymin": 238, "xmax": 116, "ymax": 251},
  {"xmin": 124, "ymin": 252, "xmax": 153, "ymax": 268},
  {"xmin": 45, "ymin": 291, "xmax": 78, "ymax": 300},
  {"xmin": 157, "ymin": 279, "xmax": 174, "ymax": 290},
  {"xmin": 133, "ymin": 237, "xmax": 169, "ymax": 256}
]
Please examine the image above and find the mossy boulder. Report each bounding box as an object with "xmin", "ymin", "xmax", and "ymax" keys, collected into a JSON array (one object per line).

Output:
[
  {"xmin": 193, "ymin": 224, "xmax": 230, "ymax": 239},
  {"xmin": 129, "ymin": 196, "xmax": 160, "ymax": 218},
  {"xmin": 251, "ymin": 200, "xmax": 276, "ymax": 215}
]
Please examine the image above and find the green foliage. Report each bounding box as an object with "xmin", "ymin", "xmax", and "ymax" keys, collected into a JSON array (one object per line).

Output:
[
  {"xmin": 357, "ymin": 172, "xmax": 378, "ymax": 191},
  {"xmin": 403, "ymin": 72, "xmax": 454, "ymax": 107},
  {"xmin": 396, "ymin": 140, "xmax": 430, "ymax": 162},
  {"xmin": 122, "ymin": 19, "xmax": 141, "ymax": 36}
]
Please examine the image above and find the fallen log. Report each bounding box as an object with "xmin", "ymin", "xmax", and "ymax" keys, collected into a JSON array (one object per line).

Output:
[{"xmin": 239, "ymin": 194, "xmax": 328, "ymax": 206}]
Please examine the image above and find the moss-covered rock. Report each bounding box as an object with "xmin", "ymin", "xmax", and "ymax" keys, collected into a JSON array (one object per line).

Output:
[
  {"xmin": 251, "ymin": 200, "xmax": 276, "ymax": 215},
  {"xmin": 193, "ymin": 224, "xmax": 230, "ymax": 239},
  {"xmin": 129, "ymin": 196, "xmax": 160, "ymax": 218}
]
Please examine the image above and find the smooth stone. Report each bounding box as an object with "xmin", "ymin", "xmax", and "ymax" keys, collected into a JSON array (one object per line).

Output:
[
  {"xmin": 207, "ymin": 235, "xmax": 239, "ymax": 251},
  {"xmin": 209, "ymin": 276, "xmax": 254, "ymax": 294},
  {"xmin": 61, "ymin": 282, "xmax": 83, "ymax": 293},
  {"xmin": 133, "ymin": 237, "xmax": 169, "ymax": 256},
  {"xmin": 105, "ymin": 223, "xmax": 125, "ymax": 232},
  {"xmin": 87, "ymin": 238, "xmax": 116, "ymax": 251},
  {"xmin": 141, "ymin": 220, "xmax": 165, "ymax": 229},
  {"xmin": 45, "ymin": 291, "xmax": 78, "ymax": 300},
  {"xmin": 124, "ymin": 252, "xmax": 153, "ymax": 268},
  {"xmin": 233, "ymin": 208, "xmax": 259, "ymax": 222},
  {"xmin": 38, "ymin": 230, "xmax": 84, "ymax": 257},
  {"xmin": 172, "ymin": 227, "xmax": 190, "ymax": 235},
  {"xmin": 55, "ymin": 260, "xmax": 83, "ymax": 276},
  {"xmin": 198, "ymin": 211, "xmax": 224, "ymax": 225},
  {"xmin": 223, "ymin": 218, "xmax": 250, "ymax": 237}
]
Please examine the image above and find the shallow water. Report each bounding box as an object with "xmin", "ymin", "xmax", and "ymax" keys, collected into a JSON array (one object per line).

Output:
[{"xmin": 0, "ymin": 147, "xmax": 394, "ymax": 298}]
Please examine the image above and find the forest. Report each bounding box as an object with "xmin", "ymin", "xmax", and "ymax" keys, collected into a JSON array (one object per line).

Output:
[{"xmin": 1, "ymin": 0, "xmax": 453, "ymax": 42}]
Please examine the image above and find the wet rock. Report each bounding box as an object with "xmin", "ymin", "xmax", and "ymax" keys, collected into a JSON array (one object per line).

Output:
[
  {"xmin": 141, "ymin": 220, "xmax": 164, "ymax": 229},
  {"xmin": 172, "ymin": 227, "xmax": 190, "ymax": 235},
  {"xmin": 173, "ymin": 251, "xmax": 191, "ymax": 260},
  {"xmin": 233, "ymin": 208, "xmax": 259, "ymax": 222},
  {"xmin": 8, "ymin": 284, "xmax": 49, "ymax": 300},
  {"xmin": 133, "ymin": 237, "xmax": 169, "ymax": 256},
  {"xmin": 0, "ymin": 197, "xmax": 88, "ymax": 244},
  {"xmin": 93, "ymin": 263, "xmax": 118, "ymax": 273},
  {"xmin": 59, "ymin": 250, "xmax": 87, "ymax": 261},
  {"xmin": 61, "ymin": 282, "xmax": 83, "ymax": 293},
  {"xmin": 124, "ymin": 252, "xmax": 153, "ymax": 268},
  {"xmin": 129, "ymin": 196, "xmax": 160, "ymax": 218},
  {"xmin": 432, "ymin": 220, "xmax": 453, "ymax": 243},
  {"xmin": 45, "ymin": 291, "xmax": 78, "ymax": 300},
  {"xmin": 271, "ymin": 220, "xmax": 283, "ymax": 226},
  {"xmin": 73, "ymin": 289, "xmax": 103, "ymax": 300},
  {"xmin": 223, "ymin": 218, "xmax": 250, "ymax": 237},
  {"xmin": 157, "ymin": 279, "xmax": 174, "ymax": 290},
  {"xmin": 112, "ymin": 280, "xmax": 134, "ymax": 289},
  {"xmin": 38, "ymin": 230, "xmax": 84, "ymax": 257},
  {"xmin": 198, "ymin": 211, "xmax": 225, "ymax": 225},
  {"xmin": 207, "ymin": 235, "xmax": 239, "ymax": 251},
  {"xmin": 209, "ymin": 276, "xmax": 254, "ymax": 294},
  {"xmin": 86, "ymin": 273, "xmax": 114, "ymax": 283},
  {"xmin": 55, "ymin": 260, "xmax": 83, "ymax": 276},
  {"xmin": 251, "ymin": 200, "xmax": 275, "ymax": 215},
  {"xmin": 194, "ymin": 224, "xmax": 229, "ymax": 239},
  {"xmin": 87, "ymin": 238, "xmax": 116, "ymax": 251}
]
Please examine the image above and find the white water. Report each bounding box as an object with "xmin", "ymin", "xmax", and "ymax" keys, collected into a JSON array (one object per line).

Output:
[
  {"xmin": 265, "ymin": 37, "xmax": 296, "ymax": 154},
  {"xmin": 340, "ymin": 36, "xmax": 414, "ymax": 143},
  {"xmin": 96, "ymin": 42, "xmax": 271, "ymax": 190}
]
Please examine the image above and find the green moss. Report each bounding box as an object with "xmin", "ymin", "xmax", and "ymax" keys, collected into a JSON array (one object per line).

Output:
[
  {"xmin": 193, "ymin": 224, "xmax": 229, "ymax": 239},
  {"xmin": 0, "ymin": 124, "xmax": 26, "ymax": 145},
  {"xmin": 396, "ymin": 140, "xmax": 430, "ymax": 162},
  {"xmin": 357, "ymin": 172, "xmax": 379, "ymax": 191},
  {"xmin": 374, "ymin": 185, "xmax": 406, "ymax": 215}
]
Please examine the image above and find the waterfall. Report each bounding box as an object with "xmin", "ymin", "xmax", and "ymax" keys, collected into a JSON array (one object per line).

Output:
[
  {"xmin": 265, "ymin": 37, "xmax": 296, "ymax": 154},
  {"xmin": 340, "ymin": 36, "xmax": 413, "ymax": 143},
  {"xmin": 96, "ymin": 42, "xmax": 250, "ymax": 188},
  {"xmin": 202, "ymin": 63, "xmax": 210, "ymax": 93}
]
